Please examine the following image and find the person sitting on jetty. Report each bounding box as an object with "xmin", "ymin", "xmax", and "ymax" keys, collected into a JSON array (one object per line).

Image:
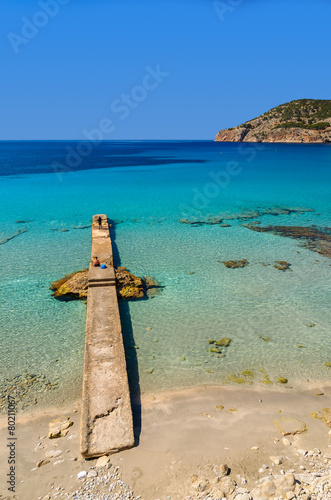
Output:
[
  {"xmin": 93, "ymin": 257, "xmax": 100, "ymax": 267},
  {"xmin": 97, "ymin": 216, "xmax": 102, "ymax": 229}
]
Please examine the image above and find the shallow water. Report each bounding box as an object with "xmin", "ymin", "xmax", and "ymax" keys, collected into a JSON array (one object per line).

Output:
[{"xmin": 0, "ymin": 141, "xmax": 330, "ymax": 410}]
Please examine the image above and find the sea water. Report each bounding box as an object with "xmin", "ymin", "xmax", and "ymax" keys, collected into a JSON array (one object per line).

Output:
[{"xmin": 0, "ymin": 141, "xmax": 330, "ymax": 410}]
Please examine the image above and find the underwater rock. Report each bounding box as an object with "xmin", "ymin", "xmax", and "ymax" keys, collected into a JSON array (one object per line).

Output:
[
  {"xmin": 0, "ymin": 372, "xmax": 59, "ymax": 414},
  {"xmin": 243, "ymin": 224, "xmax": 331, "ymax": 258},
  {"xmin": 324, "ymin": 362, "xmax": 331, "ymax": 368},
  {"xmin": 71, "ymin": 224, "xmax": 92, "ymax": 230},
  {"xmin": 226, "ymin": 374, "xmax": 251, "ymax": 384},
  {"xmin": 0, "ymin": 228, "xmax": 28, "ymax": 245},
  {"xmin": 215, "ymin": 338, "xmax": 232, "ymax": 347},
  {"xmin": 145, "ymin": 368, "xmax": 154, "ymax": 374},
  {"xmin": 261, "ymin": 377, "xmax": 273, "ymax": 385},
  {"xmin": 241, "ymin": 221, "xmax": 261, "ymax": 229},
  {"xmin": 277, "ymin": 377, "xmax": 288, "ymax": 384},
  {"xmin": 274, "ymin": 261, "xmax": 291, "ymax": 271},
  {"xmin": 179, "ymin": 217, "xmax": 223, "ymax": 226},
  {"xmin": 180, "ymin": 206, "xmax": 314, "ymax": 228},
  {"xmin": 222, "ymin": 260, "xmax": 248, "ymax": 268},
  {"xmin": 210, "ymin": 347, "xmax": 221, "ymax": 354},
  {"xmin": 143, "ymin": 275, "xmax": 164, "ymax": 298}
]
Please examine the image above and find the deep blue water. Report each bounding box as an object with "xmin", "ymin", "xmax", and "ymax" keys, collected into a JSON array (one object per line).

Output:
[{"xmin": 0, "ymin": 141, "xmax": 330, "ymax": 409}]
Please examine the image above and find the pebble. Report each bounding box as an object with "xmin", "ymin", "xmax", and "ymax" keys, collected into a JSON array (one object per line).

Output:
[
  {"xmin": 282, "ymin": 437, "xmax": 291, "ymax": 446},
  {"xmin": 270, "ymin": 455, "xmax": 283, "ymax": 466},
  {"xmin": 77, "ymin": 471, "xmax": 87, "ymax": 479},
  {"xmin": 95, "ymin": 455, "xmax": 111, "ymax": 467},
  {"xmin": 45, "ymin": 449, "xmax": 62, "ymax": 459},
  {"xmin": 87, "ymin": 470, "xmax": 98, "ymax": 478}
]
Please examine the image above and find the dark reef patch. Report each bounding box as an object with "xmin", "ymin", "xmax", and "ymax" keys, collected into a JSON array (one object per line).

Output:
[
  {"xmin": 244, "ymin": 225, "xmax": 331, "ymax": 258},
  {"xmin": 0, "ymin": 228, "xmax": 28, "ymax": 245}
]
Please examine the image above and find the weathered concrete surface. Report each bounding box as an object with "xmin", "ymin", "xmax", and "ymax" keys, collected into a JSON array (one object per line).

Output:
[{"xmin": 80, "ymin": 214, "xmax": 134, "ymax": 458}]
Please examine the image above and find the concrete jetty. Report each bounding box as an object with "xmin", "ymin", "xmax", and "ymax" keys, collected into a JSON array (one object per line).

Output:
[{"xmin": 80, "ymin": 214, "xmax": 134, "ymax": 458}]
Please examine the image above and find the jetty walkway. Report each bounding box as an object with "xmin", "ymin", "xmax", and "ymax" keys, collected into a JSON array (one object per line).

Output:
[{"xmin": 80, "ymin": 214, "xmax": 134, "ymax": 458}]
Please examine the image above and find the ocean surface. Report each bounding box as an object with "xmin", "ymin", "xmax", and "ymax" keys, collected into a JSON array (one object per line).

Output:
[{"xmin": 0, "ymin": 140, "xmax": 330, "ymax": 411}]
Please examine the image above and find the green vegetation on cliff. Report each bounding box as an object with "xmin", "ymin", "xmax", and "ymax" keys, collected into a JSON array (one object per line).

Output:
[
  {"xmin": 215, "ymin": 99, "xmax": 331, "ymax": 143},
  {"xmin": 257, "ymin": 99, "xmax": 331, "ymax": 130}
]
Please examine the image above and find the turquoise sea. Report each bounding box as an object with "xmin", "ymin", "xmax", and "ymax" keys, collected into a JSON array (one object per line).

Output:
[{"xmin": 0, "ymin": 141, "xmax": 330, "ymax": 410}]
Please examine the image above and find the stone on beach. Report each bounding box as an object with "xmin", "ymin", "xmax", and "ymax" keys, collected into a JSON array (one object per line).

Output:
[
  {"xmin": 45, "ymin": 449, "xmax": 62, "ymax": 458},
  {"xmin": 273, "ymin": 416, "xmax": 307, "ymax": 436},
  {"xmin": 213, "ymin": 464, "xmax": 229, "ymax": 477},
  {"xmin": 36, "ymin": 459, "xmax": 50, "ymax": 468},
  {"xmin": 95, "ymin": 455, "xmax": 111, "ymax": 467},
  {"xmin": 270, "ymin": 455, "xmax": 283, "ymax": 465},
  {"xmin": 48, "ymin": 416, "xmax": 73, "ymax": 439}
]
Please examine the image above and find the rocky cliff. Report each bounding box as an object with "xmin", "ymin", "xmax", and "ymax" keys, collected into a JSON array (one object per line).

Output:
[{"xmin": 215, "ymin": 99, "xmax": 331, "ymax": 143}]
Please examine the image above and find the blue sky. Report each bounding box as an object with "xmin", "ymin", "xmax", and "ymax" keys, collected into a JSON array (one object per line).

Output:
[{"xmin": 1, "ymin": 0, "xmax": 330, "ymax": 140}]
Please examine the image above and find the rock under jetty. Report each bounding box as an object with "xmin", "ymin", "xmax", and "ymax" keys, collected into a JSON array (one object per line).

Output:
[
  {"xmin": 50, "ymin": 269, "xmax": 89, "ymax": 300},
  {"xmin": 50, "ymin": 268, "xmax": 162, "ymax": 301},
  {"xmin": 244, "ymin": 224, "xmax": 331, "ymax": 258}
]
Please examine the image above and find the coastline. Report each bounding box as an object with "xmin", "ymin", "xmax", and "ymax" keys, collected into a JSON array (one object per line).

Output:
[{"xmin": 1, "ymin": 383, "xmax": 331, "ymax": 499}]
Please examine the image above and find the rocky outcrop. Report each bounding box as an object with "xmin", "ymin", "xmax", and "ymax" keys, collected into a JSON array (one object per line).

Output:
[
  {"xmin": 50, "ymin": 269, "xmax": 89, "ymax": 300},
  {"xmin": 243, "ymin": 224, "xmax": 331, "ymax": 258},
  {"xmin": 50, "ymin": 268, "xmax": 162, "ymax": 301},
  {"xmin": 115, "ymin": 266, "xmax": 145, "ymax": 299},
  {"xmin": 179, "ymin": 206, "xmax": 315, "ymax": 227},
  {"xmin": 215, "ymin": 99, "xmax": 331, "ymax": 143}
]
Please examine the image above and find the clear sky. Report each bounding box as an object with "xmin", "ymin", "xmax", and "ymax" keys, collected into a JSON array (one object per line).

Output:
[{"xmin": 1, "ymin": 0, "xmax": 330, "ymax": 140}]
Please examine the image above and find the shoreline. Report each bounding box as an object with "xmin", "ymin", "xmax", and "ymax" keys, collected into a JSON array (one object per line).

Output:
[
  {"xmin": 1, "ymin": 383, "xmax": 331, "ymax": 499},
  {"xmin": 2, "ymin": 376, "xmax": 331, "ymax": 420}
]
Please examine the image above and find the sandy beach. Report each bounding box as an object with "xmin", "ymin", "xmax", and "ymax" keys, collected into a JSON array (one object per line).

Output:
[{"xmin": 1, "ymin": 383, "xmax": 331, "ymax": 500}]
